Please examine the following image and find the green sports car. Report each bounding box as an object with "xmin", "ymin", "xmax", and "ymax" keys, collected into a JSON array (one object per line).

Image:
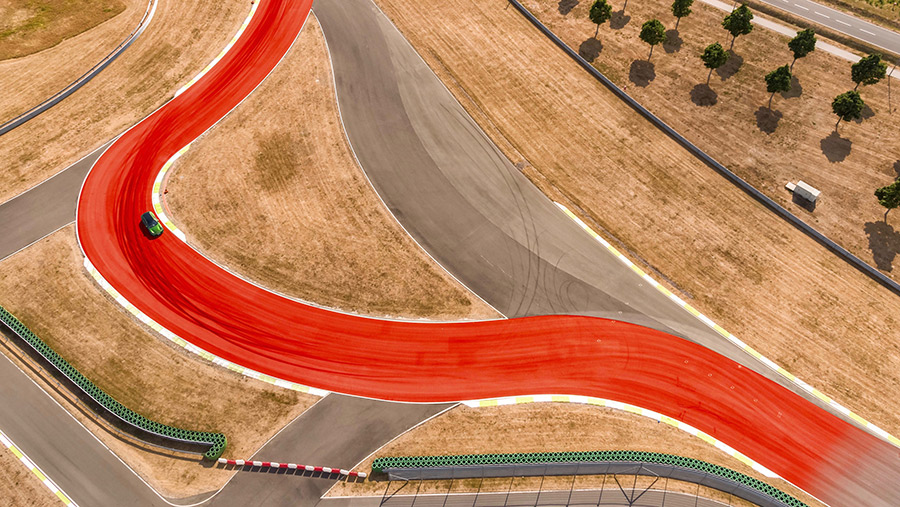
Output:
[{"xmin": 141, "ymin": 211, "xmax": 164, "ymax": 238}]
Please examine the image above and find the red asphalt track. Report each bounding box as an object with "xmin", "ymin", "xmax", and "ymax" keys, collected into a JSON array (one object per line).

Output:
[{"xmin": 76, "ymin": 0, "xmax": 900, "ymax": 504}]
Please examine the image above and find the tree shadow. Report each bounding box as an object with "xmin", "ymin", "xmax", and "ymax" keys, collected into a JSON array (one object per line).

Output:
[
  {"xmin": 755, "ymin": 106, "xmax": 782, "ymax": 134},
  {"xmin": 820, "ymin": 131, "xmax": 852, "ymax": 163},
  {"xmin": 852, "ymin": 104, "xmax": 875, "ymax": 123},
  {"xmin": 558, "ymin": 0, "xmax": 579, "ymax": 14},
  {"xmin": 690, "ymin": 83, "xmax": 718, "ymax": 106},
  {"xmin": 894, "ymin": 160, "xmax": 900, "ymax": 179},
  {"xmin": 629, "ymin": 60, "xmax": 656, "ymax": 87},
  {"xmin": 865, "ymin": 220, "xmax": 900, "ymax": 271},
  {"xmin": 610, "ymin": 10, "xmax": 631, "ymax": 29},
  {"xmin": 579, "ymin": 38, "xmax": 603, "ymax": 62},
  {"xmin": 715, "ymin": 50, "xmax": 743, "ymax": 81},
  {"xmin": 663, "ymin": 29, "xmax": 683, "ymax": 53},
  {"xmin": 781, "ymin": 76, "xmax": 802, "ymax": 99}
]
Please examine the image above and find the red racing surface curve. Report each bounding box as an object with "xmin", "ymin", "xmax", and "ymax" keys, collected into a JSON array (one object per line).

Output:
[{"xmin": 76, "ymin": 0, "xmax": 900, "ymax": 504}]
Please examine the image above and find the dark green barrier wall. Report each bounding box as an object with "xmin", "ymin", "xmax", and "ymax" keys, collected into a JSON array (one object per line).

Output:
[
  {"xmin": 0, "ymin": 305, "xmax": 226, "ymax": 459},
  {"xmin": 372, "ymin": 450, "xmax": 807, "ymax": 507}
]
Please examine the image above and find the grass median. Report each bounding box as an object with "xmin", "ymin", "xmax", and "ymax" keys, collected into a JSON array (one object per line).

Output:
[{"xmin": 166, "ymin": 15, "xmax": 497, "ymax": 321}]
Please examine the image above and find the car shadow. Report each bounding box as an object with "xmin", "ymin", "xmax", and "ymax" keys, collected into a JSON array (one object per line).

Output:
[
  {"xmin": 865, "ymin": 220, "xmax": 900, "ymax": 271},
  {"xmin": 579, "ymin": 38, "xmax": 603, "ymax": 62},
  {"xmin": 715, "ymin": 50, "xmax": 743, "ymax": 81},
  {"xmin": 139, "ymin": 219, "xmax": 162, "ymax": 240},
  {"xmin": 755, "ymin": 106, "xmax": 782, "ymax": 134},
  {"xmin": 558, "ymin": 0, "xmax": 579, "ymax": 14},
  {"xmin": 629, "ymin": 60, "xmax": 655, "ymax": 87},
  {"xmin": 690, "ymin": 83, "xmax": 718, "ymax": 106},
  {"xmin": 820, "ymin": 130, "xmax": 852, "ymax": 163},
  {"xmin": 663, "ymin": 29, "xmax": 682, "ymax": 53}
]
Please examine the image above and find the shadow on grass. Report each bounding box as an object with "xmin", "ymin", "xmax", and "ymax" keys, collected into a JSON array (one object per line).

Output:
[
  {"xmin": 865, "ymin": 220, "xmax": 900, "ymax": 271},
  {"xmin": 558, "ymin": 0, "xmax": 579, "ymax": 14},
  {"xmin": 663, "ymin": 29, "xmax": 682, "ymax": 53},
  {"xmin": 629, "ymin": 60, "xmax": 655, "ymax": 87},
  {"xmin": 610, "ymin": 10, "xmax": 631, "ymax": 29},
  {"xmin": 781, "ymin": 76, "xmax": 802, "ymax": 99},
  {"xmin": 820, "ymin": 131, "xmax": 852, "ymax": 162},
  {"xmin": 579, "ymin": 38, "xmax": 603, "ymax": 62},
  {"xmin": 690, "ymin": 83, "xmax": 717, "ymax": 106},
  {"xmin": 755, "ymin": 106, "xmax": 782, "ymax": 134},
  {"xmin": 715, "ymin": 50, "xmax": 743, "ymax": 81}
]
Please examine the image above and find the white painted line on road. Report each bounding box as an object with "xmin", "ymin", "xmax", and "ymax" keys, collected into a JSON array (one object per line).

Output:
[
  {"xmin": 836, "ymin": 19, "xmax": 850, "ymax": 26},
  {"xmin": 861, "ymin": 28, "xmax": 876, "ymax": 35},
  {"xmin": 0, "ymin": 429, "xmax": 78, "ymax": 506},
  {"xmin": 815, "ymin": 11, "xmax": 829, "ymax": 18},
  {"xmin": 794, "ymin": 4, "xmax": 809, "ymax": 10}
]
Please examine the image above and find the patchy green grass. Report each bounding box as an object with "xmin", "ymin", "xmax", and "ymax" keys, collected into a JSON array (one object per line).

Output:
[{"xmin": 0, "ymin": 0, "xmax": 126, "ymax": 60}]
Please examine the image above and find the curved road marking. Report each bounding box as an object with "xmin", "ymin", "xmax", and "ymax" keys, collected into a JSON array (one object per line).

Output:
[{"xmin": 0, "ymin": 429, "xmax": 77, "ymax": 506}]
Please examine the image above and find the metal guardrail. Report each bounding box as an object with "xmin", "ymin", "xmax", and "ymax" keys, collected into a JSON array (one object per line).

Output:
[
  {"xmin": 507, "ymin": 0, "xmax": 900, "ymax": 298},
  {"xmin": 0, "ymin": 0, "xmax": 157, "ymax": 136},
  {"xmin": 0, "ymin": 304, "xmax": 227, "ymax": 459},
  {"xmin": 374, "ymin": 451, "xmax": 808, "ymax": 507}
]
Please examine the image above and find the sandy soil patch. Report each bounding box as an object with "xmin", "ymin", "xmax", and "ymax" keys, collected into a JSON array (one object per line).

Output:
[
  {"xmin": 0, "ymin": 0, "xmax": 126, "ymax": 61},
  {"xmin": 0, "ymin": 0, "xmax": 250, "ymax": 203},
  {"xmin": 523, "ymin": 0, "xmax": 900, "ymax": 282},
  {"xmin": 0, "ymin": 444, "xmax": 58, "ymax": 507},
  {"xmin": 328, "ymin": 403, "xmax": 823, "ymax": 507},
  {"xmin": 0, "ymin": 226, "xmax": 319, "ymax": 498},
  {"xmin": 372, "ymin": 0, "xmax": 900, "ymax": 437},
  {"xmin": 166, "ymin": 16, "xmax": 497, "ymax": 321}
]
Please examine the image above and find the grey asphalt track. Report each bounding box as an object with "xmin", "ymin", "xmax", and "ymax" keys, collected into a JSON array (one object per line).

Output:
[
  {"xmin": 0, "ymin": 329, "xmax": 164, "ymax": 506},
  {"xmin": 0, "ymin": 143, "xmax": 108, "ymax": 261},
  {"xmin": 320, "ymin": 488, "xmax": 732, "ymax": 507},
  {"xmin": 755, "ymin": 0, "xmax": 900, "ymax": 56}
]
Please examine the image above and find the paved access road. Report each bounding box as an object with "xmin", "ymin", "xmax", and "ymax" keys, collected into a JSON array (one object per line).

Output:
[{"xmin": 757, "ymin": 0, "xmax": 900, "ymax": 56}]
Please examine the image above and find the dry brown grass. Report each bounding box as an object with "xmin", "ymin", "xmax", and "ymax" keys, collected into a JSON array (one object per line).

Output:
[
  {"xmin": 0, "ymin": 226, "xmax": 319, "ymax": 498},
  {"xmin": 524, "ymin": 0, "xmax": 900, "ymax": 281},
  {"xmin": 328, "ymin": 404, "xmax": 823, "ymax": 507},
  {"xmin": 166, "ymin": 16, "xmax": 497, "ymax": 321},
  {"xmin": 0, "ymin": 444, "xmax": 58, "ymax": 507},
  {"xmin": 0, "ymin": 0, "xmax": 250, "ymax": 203},
  {"xmin": 0, "ymin": 0, "xmax": 125, "ymax": 60},
  {"xmin": 372, "ymin": 0, "xmax": 900, "ymax": 436}
]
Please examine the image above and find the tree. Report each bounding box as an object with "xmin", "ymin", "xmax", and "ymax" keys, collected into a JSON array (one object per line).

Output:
[
  {"xmin": 764, "ymin": 65, "xmax": 792, "ymax": 108},
  {"xmin": 671, "ymin": 0, "xmax": 694, "ymax": 29},
  {"xmin": 876, "ymin": 181, "xmax": 900, "ymax": 220},
  {"xmin": 589, "ymin": 0, "xmax": 613, "ymax": 38},
  {"xmin": 787, "ymin": 28, "xmax": 816, "ymax": 70},
  {"xmin": 640, "ymin": 19, "xmax": 667, "ymax": 60},
  {"xmin": 700, "ymin": 42, "xmax": 728, "ymax": 84},
  {"xmin": 831, "ymin": 90, "xmax": 865, "ymax": 129},
  {"xmin": 851, "ymin": 53, "xmax": 888, "ymax": 90},
  {"xmin": 722, "ymin": 4, "xmax": 753, "ymax": 49}
]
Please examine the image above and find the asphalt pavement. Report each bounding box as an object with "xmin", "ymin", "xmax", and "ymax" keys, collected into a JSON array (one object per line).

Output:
[{"xmin": 756, "ymin": 0, "xmax": 900, "ymax": 56}]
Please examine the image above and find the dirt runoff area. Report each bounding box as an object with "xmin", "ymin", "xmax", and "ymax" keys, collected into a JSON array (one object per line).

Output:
[
  {"xmin": 328, "ymin": 403, "xmax": 824, "ymax": 507},
  {"xmin": 372, "ymin": 0, "xmax": 900, "ymax": 437},
  {"xmin": 0, "ymin": 226, "xmax": 319, "ymax": 499},
  {"xmin": 0, "ymin": 0, "xmax": 126, "ymax": 61},
  {"xmin": 0, "ymin": 444, "xmax": 58, "ymax": 507},
  {"xmin": 0, "ymin": 0, "xmax": 251, "ymax": 203},
  {"xmin": 166, "ymin": 15, "xmax": 497, "ymax": 321},
  {"xmin": 523, "ymin": 0, "xmax": 900, "ymax": 283}
]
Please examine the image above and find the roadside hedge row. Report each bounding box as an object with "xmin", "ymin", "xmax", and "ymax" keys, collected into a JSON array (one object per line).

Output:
[
  {"xmin": 0, "ymin": 305, "xmax": 226, "ymax": 459},
  {"xmin": 373, "ymin": 450, "xmax": 807, "ymax": 507}
]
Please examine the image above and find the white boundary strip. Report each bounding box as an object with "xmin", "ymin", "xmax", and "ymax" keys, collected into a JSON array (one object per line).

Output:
[
  {"xmin": 554, "ymin": 201, "xmax": 900, "ymax": 450},
  {"xmin": 0, "ymin": 429, "xmax": 78, "ymax": 506}
]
